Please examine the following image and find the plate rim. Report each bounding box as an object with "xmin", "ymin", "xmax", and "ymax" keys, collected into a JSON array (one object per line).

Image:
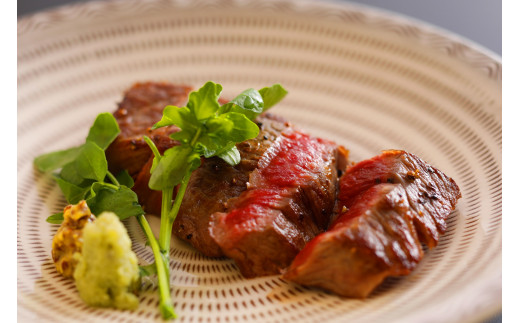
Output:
[
  {"xmin": 17, "ymin": 0, "xmax": 502, "ymax": 322},
  {"xmin": 17, "ymin": 0, "xmax": 501, "ymax": 81}
]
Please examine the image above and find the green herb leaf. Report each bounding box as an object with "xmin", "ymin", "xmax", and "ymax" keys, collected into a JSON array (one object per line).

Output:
[
  {"xmin": 193, "ymin": 140, "xmax": 233, "ymax": 159},
  {"xmin": 139, "ymin": 83, "xmax": 288, "ymax": 319},
  {"xmin": 34, "ymin": 113, "xmax": 120, "ymax": 173},
  {"xmin": 139, "ymin": 263, "xmax": 157, "ymax": 277},
  {"xmin": 198, "ymin": 113, "xmax": 258, "ymax": 158},
  {"xmin": 217, "ymin": 89, "xmax": 264, "ymax": 120},
  {"xmin": 86, "ymin": 113, "xmax": 120, "ymax": 150},
  {"xmin": 33, "ymin": 147, "xmax": 81, "ymax": 172},
  {"xmin": 86, "ymin": 183, "xmax": 144, "ymax": 220},
  {"xmin": 169, "ymin": 131, "xmax": 194, "ymax": 145},
  {"xmin": 217, "ymin": 146, "xmax": 241, "ymax": 166},
  {"xmin": 231, "ymin": 88, "xmax": 264, "ymax": 113},
  {"xmin": 192, "ymin": 141, "xmax": 217, "ymax": 158},
  {"xmin": 153, "ymin": 106, "xmax": 200, "ymax": 135},
  {"xmin": 203, "ymin": 116, "xmax": 234, "ymax": 147},
  {"xmin": 219, "ymin": 88, "xmax": 264, "ymax": 118},
  {"xmin": 116, "ymin": 170, "xmax": 134, "ymax": 188},
  {"xmin": 216, "ymin": 112, "xmax": 260, "ymax": 142},
  {"xmin": 59, "ymin": 162, "xmax": 88, "ymax": 186},
  {"xmin": 53, "ymin": 174, "xmax": 91, "ymax": 204},
  {"xmin": 259, "ymin": 84, "xmax": 288, "ymax": 111},
  {"xmin": 148, "ymin": 145, "xmax": 201, "ymax": 190},
  {"xmin": 46, "ymin": 212, "xmax": 64, "ymax": 224},
  {"xmin": 73, "ymin": 141, "xmax": 108, "ymax": 182},
  {"xmin": 187, "ymin": 81, "xmax": 223, "ymax": 121}
]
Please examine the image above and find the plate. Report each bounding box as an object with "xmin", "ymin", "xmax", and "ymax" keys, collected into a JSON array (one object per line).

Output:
[{"xmin": 17, "ymin": 0, "xmax": 502, "ymax": 322}]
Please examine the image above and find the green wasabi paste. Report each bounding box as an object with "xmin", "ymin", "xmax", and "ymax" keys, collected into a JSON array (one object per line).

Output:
[{"xmin": 73, "ymin": 212, "xmax": 140, "ymax": 310}]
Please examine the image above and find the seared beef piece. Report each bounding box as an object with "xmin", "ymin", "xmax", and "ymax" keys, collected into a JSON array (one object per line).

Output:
[
  {"xmin": 172, "ymin": 113, "xmax": 291, "ymax": 257},
  {"xmin": 114, "ymin": 82, "xmax": 237, "ymax": 217},
  {"xmin": 284, "ymin": 184, "xmax": 422, "ymax": 297},
  {"xmin": 283, "ymin": 150, "xmax": 461, "ymax": 297},
  {"xmin": 338, "ymin": 150, "xmax": 461, "ymax": 248},
  {"xmin": 106, "ymin": 82, "xmax": 349, "ymax": 263},
  {"xmin": 210, "ymin": 130, "xmax": 340, "ymax": 277},
  {"xmin": 131, "ymin": 156, "xmax": 164, "ymax": 215},
  {"xmin": 106, "ymin": 82, "xmax": 191, "ymax": 177},
  {"xmin": 106, "ymin": 82, "xmax": 297, "ymax": 257}
]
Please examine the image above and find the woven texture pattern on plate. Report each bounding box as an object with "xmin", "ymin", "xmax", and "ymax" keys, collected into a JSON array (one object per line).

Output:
[{"xmin": 18, "ymin": 0, "xmax": 501, "ymax": 322}]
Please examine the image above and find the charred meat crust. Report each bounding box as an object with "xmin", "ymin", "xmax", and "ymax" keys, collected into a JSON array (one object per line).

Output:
[
  {"xmin": 106, "ymin": 82, "xmax": 320, "ymax": 258},
  {"xmin": 283, "ymin": 150, "xmax": 461, "ymax": 297},
  {"xmin": 338, "ymin": 150, "xmax": 461, "ymax": 248},
  {"xmin": 209, "ymin": 130, "xmax": 340, "ymax": 277},
  {"xmin": 172, "ymin": 113, "xmax": 293, "ymax": 257},
  {"xmin": 106, "ymin": 82, "xmax": 191, "ymax": 178},
  {"xmin": 284, "ymin": 184, "xmax": 422, "ymax": 297}
]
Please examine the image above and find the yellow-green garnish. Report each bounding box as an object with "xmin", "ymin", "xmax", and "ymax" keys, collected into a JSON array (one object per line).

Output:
[{"xmin": 74, "ymin": 212, "xmax": 140, "ymax": 310}]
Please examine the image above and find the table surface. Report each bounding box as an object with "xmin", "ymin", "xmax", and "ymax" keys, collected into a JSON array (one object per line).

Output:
[{"xmin": 17, "ymin": 1, "xmax": 502, "ymax": 322}]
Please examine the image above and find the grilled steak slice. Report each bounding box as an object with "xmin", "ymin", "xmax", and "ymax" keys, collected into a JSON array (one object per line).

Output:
[
  {"xmin": 209, "ymin": 130, "xmax": 340, "ymax": 277},
  {"xmin": 106, "ymin": 82, "xmax": 295, "ymax": 257},
  {"xmin": 106, "ymin": 82, "xmax": 191, "ymax": 177},
  {"xmin": 172, "ymin": 113, "xmax": 291, "ymax": 257},
  {"xmin": 338, "ymin": 150, "xmax": 461, "ymax": 248},
  {"xmin": 284, "ymin": 184, "xmax": 422, "ymax": 297},
  {"xmin": 283, "ymin": 150, "xmax": 461, "ymax": 297}
]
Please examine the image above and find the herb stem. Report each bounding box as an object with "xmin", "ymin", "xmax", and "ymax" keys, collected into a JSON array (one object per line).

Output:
[
  {"xmin": 135, "ymin": 82, "xmax": 285, "ymax": 320},
  {"xmin": 190, "ymin": 128, "xmax": 202, "ymax": 147},
  {"xmin": 168, "ymin": 170, "xmax": 192, "ymax": 222},
  {"xmin": 101, "ymin": 182, "xmax": 120, "ymax": 191},
  {"xmin": 136, "ymin": 214, "xmax": 176, "ymax": 319},
  {"xmin": 143, "ymin": 135, "xmax": 162, "ymax": 161},
  {"xmin": 106, "ymin": 170, "xmax": 120, "ymax": 187},
  {"xmin": 159, "ymin": 188, "xmax": 174, "ymax": 253}
]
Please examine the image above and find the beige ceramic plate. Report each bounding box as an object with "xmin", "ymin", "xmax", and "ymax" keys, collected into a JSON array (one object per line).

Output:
[{"xmin": 18, "ymin": 0, "xmax": 501, "ymax": 322}]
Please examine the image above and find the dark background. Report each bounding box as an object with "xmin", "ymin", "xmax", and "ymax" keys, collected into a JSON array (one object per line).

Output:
[{"xmin": 17, "ymin": 0, "xmax": 502, "ymax": 322}]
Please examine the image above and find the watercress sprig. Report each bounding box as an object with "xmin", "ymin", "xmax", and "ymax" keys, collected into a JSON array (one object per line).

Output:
[
  {"xmin": 34, "ymin": 112, "xmax": 174, "ymax": 317},
  {"xmin": 33, "ymin": 82, "xmax": 288, "ymax": 320},
  {"xmin": 144, "ymin": 81, "xmax": 287, "ymax": 319},
  {"xmin": 34, "ymin": 113, "xmax": 144, "ymax": 223}
]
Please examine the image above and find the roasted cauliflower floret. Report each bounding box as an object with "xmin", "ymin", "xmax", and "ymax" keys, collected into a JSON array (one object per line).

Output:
[
  {"xmin": 73, "ymin": 212, "xmax": 140, "ymax": 310},
  {"xmin": 51, "ymin": 200, "xmax": 95, "ymax": 277}
]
